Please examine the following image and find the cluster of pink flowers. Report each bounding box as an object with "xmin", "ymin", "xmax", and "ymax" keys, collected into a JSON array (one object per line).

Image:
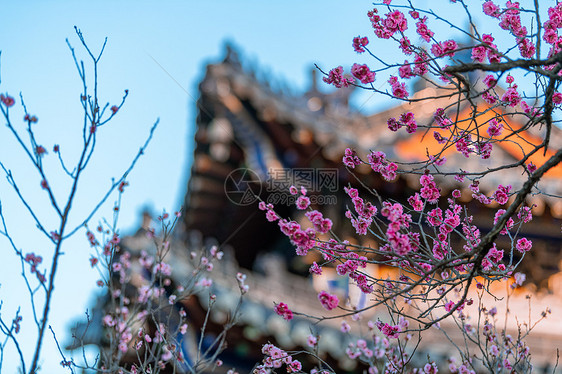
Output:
[
  {"xmin": 322, "ymin": 66, "xmax": 353, "ymax": 88},
  {"xmin": 516, "ymin": 237, "xmax": 532, "ymax": 253},
  {"xmin": 518, "ymin": 37, "xmax": 536, "ymax": 58},
  {"xmin": 305, "ymin": 210, "xmax": 333, "ymax": 234},
  {"xmin": 513, "ymin": 271, "xmax": 526, "ymax": 287},
  {"xmin": 0, "ymin": 93, "xmax": 15, "ymax": 107},
  {"xmin": 520, "ymin": 100, "xmax": 542, "ymax": 117},
  {"xmin": 255, "ymin": 344, "xmax": 302, "ymax": 373},
  {"xmin": 442, "ymin": 198, "xmax": 462, "ymax": 235},
  {"xmin": 352, "ymin": 36, "xmax": 369, "ymax": 53},
  {"xmin": 526, "ymin": 161, "xmax": 537, "ymax": 174},
  {"xmin": 483, "ymin": 1, "xmax": 500, "ymax": 17},
  {"xmin": 517, "ymin": 205, "xmax": 533, "ymax": 223},
  {"xmin": 399, "ymin": 60, "xmax": 414, "ymax": 79},
  {"xmin": 236, "ymin": 272, "xmax": 249, "ymax": 294},
  {"xmin": 261, "ymin": 186, "xmax": 339, "ymax": 256},
  {"xmin": 399, "ymin": 36, "xmax": 414, "ymax": 55},
  {"xmin": 209, "ymin": 247, "xmax": 224, "ymax": 261},
  {"xmin": 416, "ymin": 16, "xmax": 434, "ymax": 42},
  {"xmin": 476, "ymin": 141, "xmax": 493, "ymax": 159},
  {"xmin": 23, "ymin": 114, "xmax": 38, "ymax": 123},
  {"xmin": 387, "ymin": 111, "xmax": 417, "ymax": 133},
  {"xmin": 427, "ymin": 207, "xmax": 443, "ymax": 227},
  {"xmin": 295, "ymin": 188, "xmax": 311, "ymax": 210},
  {"xmin": 413, "ymin": 51, "xmax": 429, "ymax": 76},
  {"xmin": 278, "ymin": 217, "xmax": 316, "ymax": 256},
  {"xmin": 309, "ymin": 261, "xmax": 322, "ymax": 275},
  {"xmin": 493, "ymin": 184, "xmax": 511, "ymax": 205},
  {"xmin": 486, "ymin": 118, "xmax": 503, "ymax": 137},
  {"xmin": 139, "ymin": 250, "xmax": 154, "ymax": 269},
  {"xmin": 153, "ymin": 261, "xmax": 172, "ymax": 276},
  {"xmin": 317, "ymin": 290, "xmax": 339, "ymax": 310},
  {"xmin": 388, "ymin": 76, "xmax": 408, "ymax": 99},
  {"xmin": 258, "ymin": 201, "xmax": 279, "ymax": 221},
  {"xmin": 344, "ymin": 186, "xmax": 377, "ymax": 236},
  {"xmin": 113, "ymin": 252, "xmax": 134, "ymax": 285},
  {"xmin": 367, "ymin": 150, "xmax": 398, "ymax": 181},
  {"xmin": 482, "ymin": 74, "xmax": 498, "ymax": 88},
  {"xmin": 369, "ymin": 8, "xmax": 408, "ymax": 39},
  {"xmin": 375, "ymin": 319, "xmax": 402, "ymax": 339},
  {"xmin": 494, "ymin": 209, "xmax": 514, "ymax": 235},
  {"xmin": 472, "ymin": 34, "xmax": 500, "ymax": 63},
  {"xmin": 273, "ymin": 302, "xmax": 293, "ymax": 320},
  {"xmin": 381, "ymin": 201, "xmax": 419, "ymax": 257},
  {"xmin": 342, "ymin": 147, "xmax": 362, "ymax": 169},
  {"xmin": 351, "ymin": 63, "xmax": 375, "ymax": 84},
  {"xmin": 469, "ymin": 181, "xmax": 491, "ymax": 205},
  {"xmin": 345, "ymin": 338, "xmax": 375, "ymax": 361},
  {"xmin": 427, "ymin": 199, "xmax": 462, "ymax": 261},
  {"xmin": 317, "ymin": 237, "xmax": 373, "ymax": 293},
  {"xmin": 407, "ymin": 193, "xmax": 424, "ymax": 212},
  {"xmin": 447, "ymin": 357, "xmax": 477, "ymax": 374},
  {"xmin": 433, "ymin": 108, "xmax": 452, "ymax": 128},
  {"xmin": 482, "ymin": 243, "xmax": 505, "ymax": 271},
  {"xmin": 543, "ymin": 3, "xmax": 562, "ymax": 46},
  {"xmin": 419, "ymin": 174, "xmax": 441, "ymax": 204},
  {"xmin": 444, "ymin": 298, "xmax": 469, "ymax": 314},
  {"xmin": 103, "ymin": 311, "xmax": 134, "ymax": 353},
  {"xmin": 430, "ymin": 39, "xmax": 458, "ymax": 57},
  {"xmin": 338, "ymin": 257, "xmax": 371, "ymax": 293},
  {"xmin": 86, "ymin": 230, "xmax": 98, "ymax": 246},
  {"xmin": 25, "ymin": 253, "xmax": 46, "ymax": 283},
  {"xmin": 34, "ymin": 145, "xmax": 47, "ymax": 157},
  {"xmin": 454, "ymin": 136, "xmax": 473, "ymax": 158},
  {"xmin": 99, "ymin": 232, "xmax": 120, "ymax": 257},
  {"xmin": 433, "ymin": 131, "xmax": 447, "ymax": 145},
  {"xmin": 383, "ymin": 10, "xmax": 408, "ymax": 35},
  {"xmin": 498, "ymin": 1, "xmax": 527, "ymax": 38},
  {"xmin": 501, "ymin": 84, "xmax": 521, "ymax": 107}
]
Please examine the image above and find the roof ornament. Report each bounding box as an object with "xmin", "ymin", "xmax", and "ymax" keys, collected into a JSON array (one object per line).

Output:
[
  {"xmin": 223, "ymin": 42, "xmax": 242, "ymax": 69},
  {"xmin": 309, "ymin": 68, "xmax": 318, "ymax": 93}
]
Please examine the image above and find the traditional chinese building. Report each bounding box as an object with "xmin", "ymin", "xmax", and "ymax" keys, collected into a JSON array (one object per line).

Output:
[{"xmin": 184, "ymin": 45, "xmax": 562, "ymax": 286}]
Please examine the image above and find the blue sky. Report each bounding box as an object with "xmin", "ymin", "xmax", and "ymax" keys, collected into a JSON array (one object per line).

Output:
[{"xmin": 0, "ymin": 1, "xmax": 485, "ymax": 372}]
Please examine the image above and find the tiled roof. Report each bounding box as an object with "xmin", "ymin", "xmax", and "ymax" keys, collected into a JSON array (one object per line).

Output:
[{"xmin": 194, "ymin": 48, "xmax": 562, "ymax": 216}]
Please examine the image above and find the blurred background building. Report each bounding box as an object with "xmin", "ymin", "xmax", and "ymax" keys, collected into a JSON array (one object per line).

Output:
[{"xmin": 73, "ymin": 45, "xmax": 562, "ymax": 373}]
